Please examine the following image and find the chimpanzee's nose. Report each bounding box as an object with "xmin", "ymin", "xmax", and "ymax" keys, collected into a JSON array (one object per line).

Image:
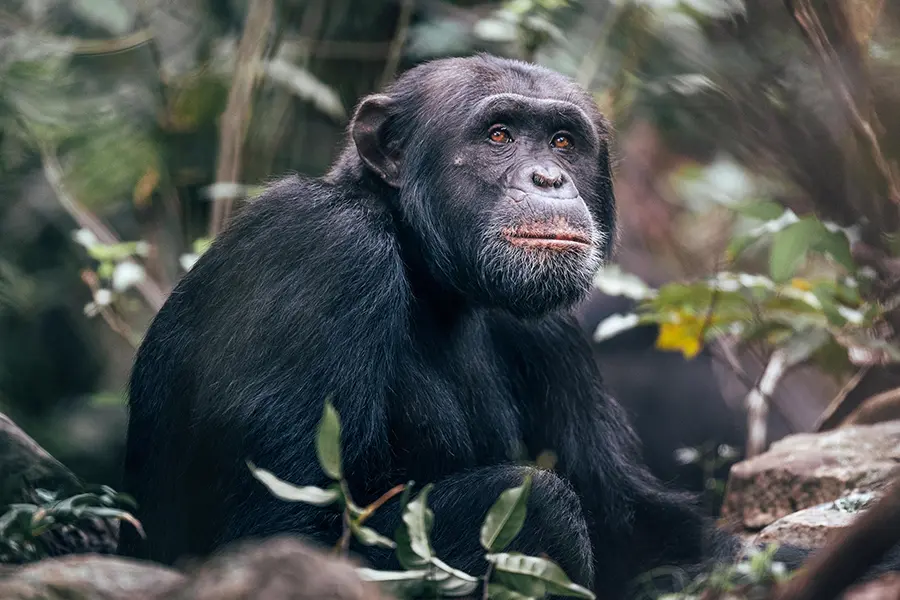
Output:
[
  {"xmin": 531, "ymin": 166, "xmax": 565, "ymax": 190},
  {"xmin": 512, "ymin": 164, "xmax": 578, "ymax": 200}
]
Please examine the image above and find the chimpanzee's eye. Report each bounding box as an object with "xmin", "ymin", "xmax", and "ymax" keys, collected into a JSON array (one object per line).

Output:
[
  {"xmin": 551, "ymin": 132, "xmax": 573, "ymax": 149},
  {"xmin": 488, "ymin": 125, "xmax": 513, "ymax": 144}
]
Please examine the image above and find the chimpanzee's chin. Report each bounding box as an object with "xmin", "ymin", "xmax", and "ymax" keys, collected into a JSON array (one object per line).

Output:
[{"xmin": 476, "ymin": 243, "xmax": 598, "ymax": 318}]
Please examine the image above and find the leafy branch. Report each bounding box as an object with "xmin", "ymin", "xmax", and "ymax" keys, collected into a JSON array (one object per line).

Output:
[
  {"xmin": 0, "ymin": 485, "xmax": 142, "ymax": 563},
  {"xmin": 593, "ymin": 201, "xmax": 900, "ymax": 454},
  {"xmin": 249, "ymin": 401, "xmax": 595, "ymax": 600}
]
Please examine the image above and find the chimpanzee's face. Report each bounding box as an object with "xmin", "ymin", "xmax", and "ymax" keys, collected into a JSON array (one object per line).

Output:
[{"xmin": 350, "ymin": 56, "xmax": 616, "ymax": 317}]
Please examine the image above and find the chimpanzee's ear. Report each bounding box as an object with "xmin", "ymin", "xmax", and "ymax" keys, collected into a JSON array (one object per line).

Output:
[{"xmin": 351, "ymin": 94, "xmax": 401, "ymax": 188}]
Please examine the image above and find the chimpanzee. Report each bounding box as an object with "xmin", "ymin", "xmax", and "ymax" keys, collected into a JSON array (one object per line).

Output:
[
  {"xmin": 118, "ymin": 54, "xmax": 893, "ymax": 597},
  {"xmin": 576, "ymin": 291, "xmax": 746, "ymax": 509}
]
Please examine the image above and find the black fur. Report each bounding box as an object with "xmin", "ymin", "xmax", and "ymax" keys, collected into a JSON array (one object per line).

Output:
[
  {"xmin": 576, "ymin": 291, "xmax": 748, "ymax": 508},
  {"xmin": 120, "ymin": 55, "xmax": 798, "ymax": 597}
]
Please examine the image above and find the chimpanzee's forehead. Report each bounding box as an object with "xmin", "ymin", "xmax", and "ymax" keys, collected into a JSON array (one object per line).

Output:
[
  {"xmin": 425, "ymin": 57, "xmax": 588, "ymax": 105},
  {"xmin": 401, "ymin": 55, "xmax": 607, "ymax": 141}
]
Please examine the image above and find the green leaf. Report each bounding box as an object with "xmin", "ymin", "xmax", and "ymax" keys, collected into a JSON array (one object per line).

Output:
[
  {"xmin": 394, "ymin": 484, "xmax": 435, "ymax": 570},
  {"xmin": 396, "ymin": 480, "xmax": 415, "ymax": 513},
  {"xmin": 781, "ymin": 328, "xmax": 830, "ymax": 367},
  {"xmin": 488, "ymin": 584, "xmax": 539, "ymax": 600},
  {"xmin": 481, "ymin": 474, "xmax": 532, "ymax": 552},
  {"xmin": 769, "ymin": 218, "xmax": 823, "ymax": 282},
  {"xmin": 53, "ymin": 493, "xmax": 102, "ymax": 512},
  {"xmin": 726, "ymin": 234, "xmax": 758, "ymax": 261},
  {"xmin": 97, "ymin": 261, "xmax": 115, "ymax": 280},
  {"xmin": 431, "ymin": 557, "xmax": 481, "ymax": 597},
  {"xmin": 350, "ymin": 522, "xmax": 396, "ymax": 549},
  {"xmin": 811, "ymin": 284, "xmax": 847, "ymax": 326},
  {"xmin": 837, "ymin": 333, "xmax": 900, "ymax": 364},
  {"xmin": 356, "ymin": 565, "xmax": 478, "ymax": 598},
  {"xmin": 77, "ymin": 507, "xmax": 144, "ymax": 537},
  {"xmin": 0, "ymin": 506, "xmax": 34, "ymax": 536},
  {"xmin": 730, "ymin": 200, "xmax": 786, "ymax": 221},
  {"xmin": 813, "ymin": 230, "xmax": 855, "ymax": 272},
  {"xmin": 247, "ymin": 462, "xmax": 342, "ymax": 506},
  {"xmin": 356, "ymin": 567, "xmax": 431, "ymax": 582},
  {"xmin": 316, "ymin": 399, "xmax": 343, "ymax": 480},
  {"xmin": 340, "ymin": 482, "xmax": 365, "ymax": 518},
  {"xmin": 87, "ymin": 242, "xmax": 142, "ymax": 262},
  {"xmin": 486, "ymin": 553, "xmax": 596, "ymax": 599},
  {"xmin": 740, "ymin": 321, "xmax": 792, "ymax": 346},
  {"xmin": 355, "ymin": 567, "xmax": 432, "ymax": 598}
]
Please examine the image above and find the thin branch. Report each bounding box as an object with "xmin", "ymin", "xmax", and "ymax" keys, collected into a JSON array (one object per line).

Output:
[
  {"xmin": 695, "ymin": 259, "xmax": 724, "ymax": 349},
  {"xmin": 784, "ymin": 0, "xmax": 900, "ymax": 208},
  {"xmin": 814, "ymin": 365, "xmax": 871, "ymax": 431},
  {"xmin": 379, "ymin": 0, "xmax": 416, "ymax": 90},
  {"xmin": 482, "ymin": 562, "xmax": 493, "ymax": 600},
  {"xmin": 336, "ymin": 509, "xmax": 353, "ymax": 557},
  {"xmin": 708, "ymin": 340, "xmax": 808, "ymax": 435},
  {"xmin": 209, "ymin": 0, "xmax": 276, "ymax": 238},
  {"xmin": 68, "ymin": 29, "xmax": 153, "ymax": 56},
  {"xmin": 357, "ymin": 483, "xmax": 406, "ymax": 525},
  {"xmin": 39, "ymin": 145, "xmax": 167, "ymax": 312},
  {"xmin": 745, "ymin": 350, "xmax": 790, "ymax": 457},
  {"xmin": 80, "ymin": 271, "xmax": 141, "ymax": 349}
]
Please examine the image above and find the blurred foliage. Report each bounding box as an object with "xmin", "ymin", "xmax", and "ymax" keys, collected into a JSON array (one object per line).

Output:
[
  {"xmin": 649, "ymin": 544, "xmax": 790, "ymax": 600},
  {"xmin": 1, "ymin": 0, "xmax": 900, "ymax": 537},
  {"xmin": 0, "ymin": 485, "xmax": 139, "ymax": 563}
]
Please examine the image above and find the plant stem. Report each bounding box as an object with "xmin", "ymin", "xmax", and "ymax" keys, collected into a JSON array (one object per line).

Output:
[
  {"xmin": 482, "ymin": 562, "xmax": 493, "ymax": 600},
  {"xmin": 335, "ymin": 508, "xmax": 352, "ymax": 557},
  {"xmin": 39, "ymin": 145, "xmax": 167, "ymax": 311},
  {"xmin": 210, "ymin": 0, "xmax": 276, "ymax": 237},
  {"xmin": 357, "ymin": 483, "xmax": 406, "ymax": 525}
]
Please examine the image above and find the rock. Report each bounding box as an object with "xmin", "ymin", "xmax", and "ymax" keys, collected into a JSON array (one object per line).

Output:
[
  {"xmin": 164, "ymin": 536, "xmax": 391, "ymax": 600},
  {"xmin": 722, "ymin": 422, "xmax": 900, "ymax": 530},
  {"xmin": 754, "ymin": 492, "xmax": 878, "ymax": 549},
  {"xmin": 0, "ymin": 554, "xmax": 184, "ymax": 600},
  {"xmin": 0, "ymin": 412, "xmax": 120, "ymax": 562},
  {"xmin": 0, "ymin": 413, "xmax": 79, "ymax": 503},
  {"xmin": 0, "ymin": 537, "xmax": 392, "ymax": 599}
]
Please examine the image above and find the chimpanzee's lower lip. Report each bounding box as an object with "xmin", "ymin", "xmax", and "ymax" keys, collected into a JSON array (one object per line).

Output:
[{"xmin": 505, "ymin": 235, "xmax": 591, "ymax": 249}]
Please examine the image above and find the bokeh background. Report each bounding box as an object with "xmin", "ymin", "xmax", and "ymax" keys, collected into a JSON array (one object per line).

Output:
[{"xmin": 3, "ymin": 0, "xmax": 900, "ymax": 515}]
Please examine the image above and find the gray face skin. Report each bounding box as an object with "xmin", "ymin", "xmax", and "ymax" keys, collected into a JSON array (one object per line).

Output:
[{"xmin": 348, "ymin": 56, "xmax": 616, "ymax": 317}]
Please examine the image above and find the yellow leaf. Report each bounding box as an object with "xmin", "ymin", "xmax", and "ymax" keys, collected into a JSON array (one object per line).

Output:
[
  {"xmin": 656, "ymin": 319, "xmax": 702, "ymax": 359},
  {"xmin": 790, "ymin": 277, "xmax": 813, "ymax": 291},
  {"xmin": 133, "ymin": 166, "xmax": 159, "ymax": 208}
]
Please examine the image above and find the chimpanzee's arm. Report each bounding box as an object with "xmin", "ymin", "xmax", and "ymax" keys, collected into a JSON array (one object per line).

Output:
[{"xmin": 494, "ymin": 314, "xmax": 739, "ymax": 596}]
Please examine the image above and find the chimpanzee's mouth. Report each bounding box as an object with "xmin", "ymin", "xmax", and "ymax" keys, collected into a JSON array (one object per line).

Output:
[{"xmin": 501, "ymin": 224, "xmax": 592, "ymax": 250}]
